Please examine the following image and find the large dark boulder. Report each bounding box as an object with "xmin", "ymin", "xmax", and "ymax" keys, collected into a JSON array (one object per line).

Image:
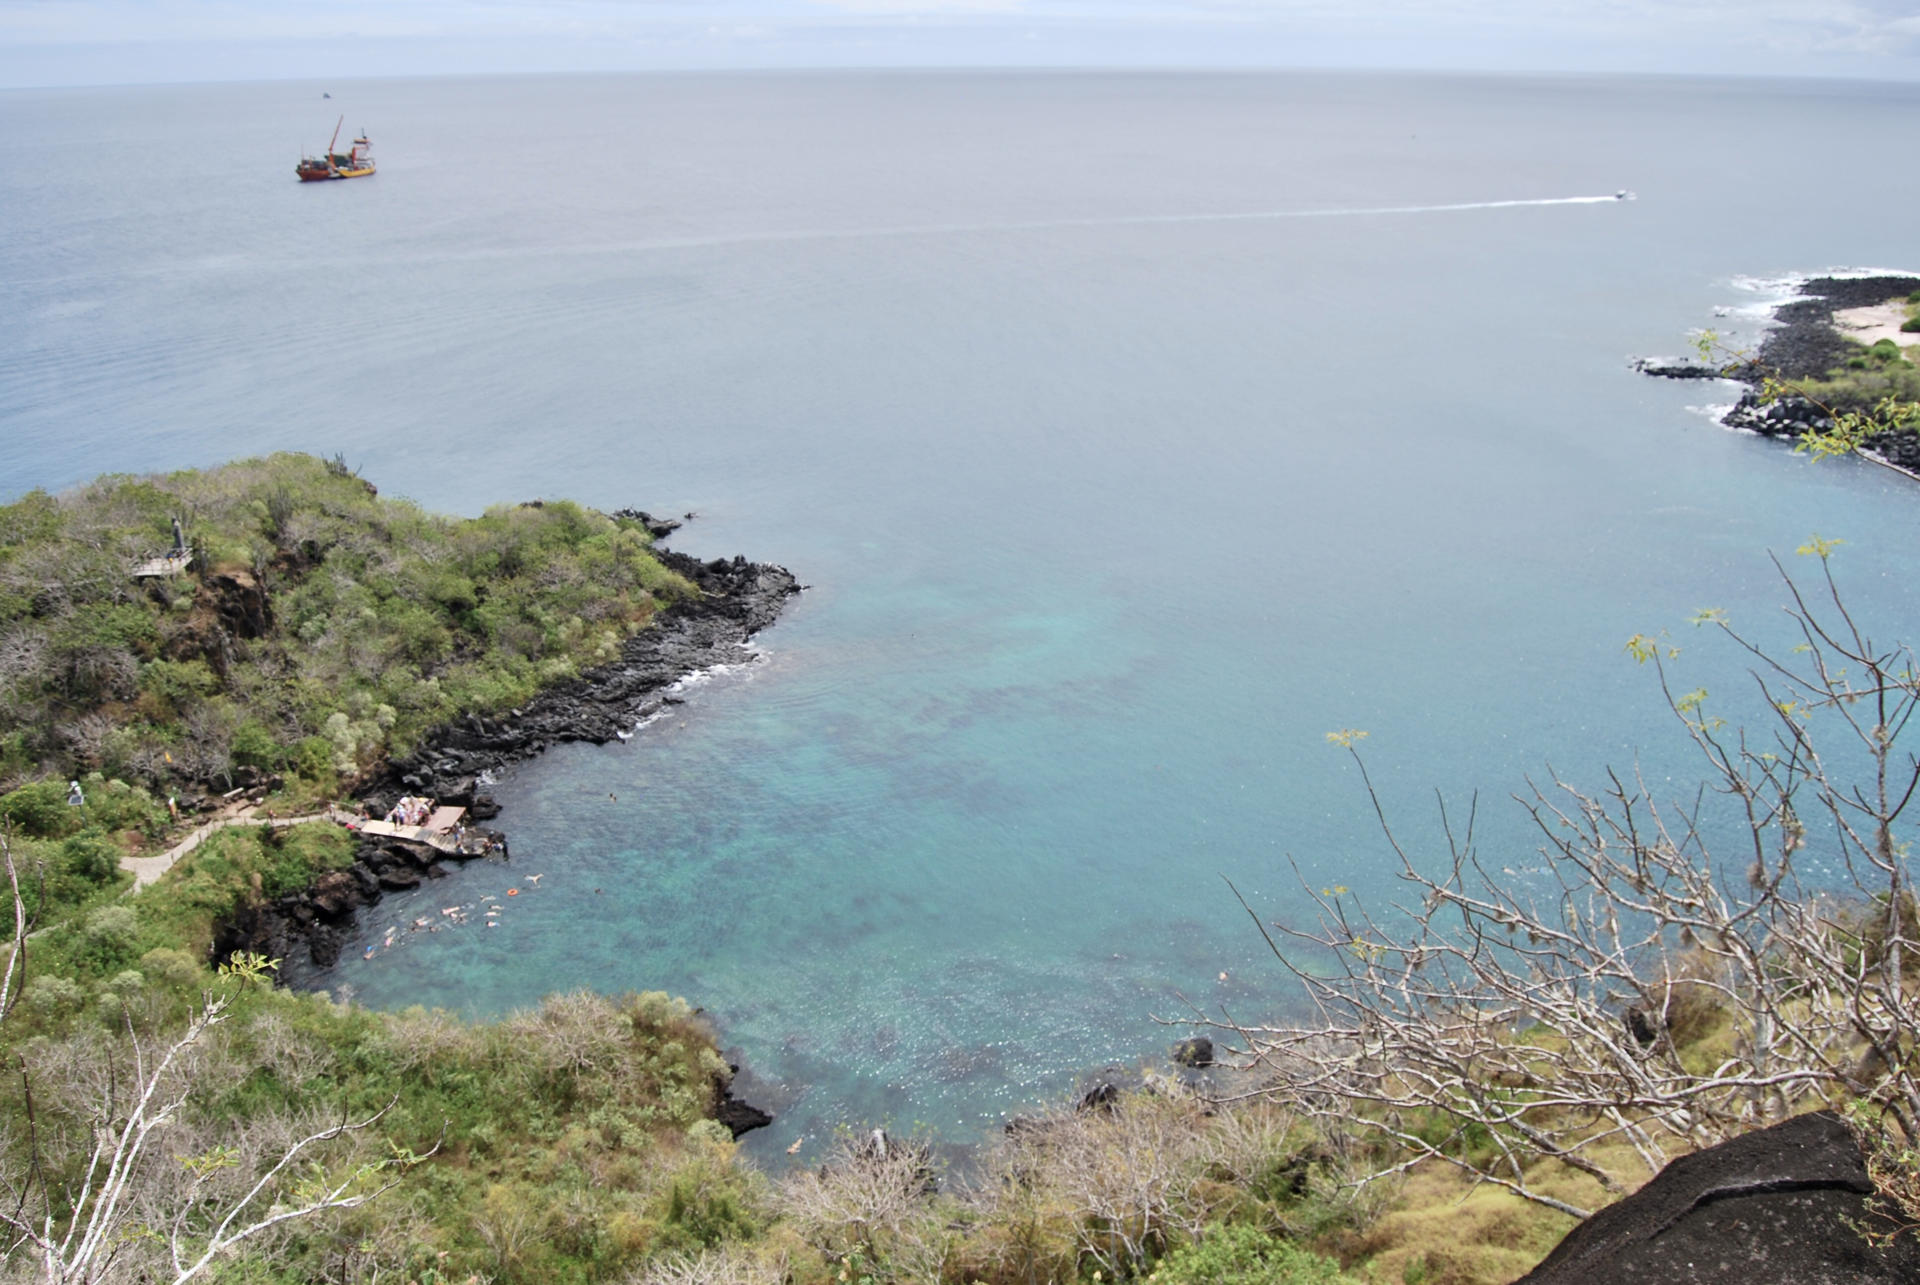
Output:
[
  {"xmin": 712, "ymin": 1093, "xmax": 773, "ymax": 1139},
  {"xmin": 308, "ymin": 870, "xmax": 364, "ymax": 919},
  {"xmin": 1171, "ymin": 1036, "xmax": 1215, "ymax": 1068},
  {"xmin": 610, "ymin": 507, "xmax": 683, "ymax": 540},
  {"xmin": 1518, "ymin": 1111, "xmax": 1920, "ymax": 1285}
]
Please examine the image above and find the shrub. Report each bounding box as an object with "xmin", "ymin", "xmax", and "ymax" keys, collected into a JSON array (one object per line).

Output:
[
  {"xmin": 135, "ymin": 658, "xmax": 217, "ymax": 720},
  {"xmin": 79, "ymin": 904, "xmax": 140, "ymax": 968},
  {"xmin": 256, "ymin": 822, "xmax": 354, "ymax": 898},
  {"xmin": 138, "ymin": 946, "xmax": 201, "ymax": 987},
  {"xmin": 1902, "ymin": 317, "xmax": 1920, "ymax": 333},
  {"xmin": 80, "ymin": 779, "xmax": 163, "ymax": 835},
  {"xmin": 288, "ymin": 735, "xmax": 333, "ymax": 782},
  {"xmin": 687, "ymin": 1119, "xmax": 734, "ymax": 1147},
  {"xmin": 230, "ymin": 719, "xmax": 281, "ymax": 771},
  {"xmin": 1149, "ymin": 1223, "xmax": 1355, "ymax": 1284},
  {"xmin": 653, "ymin": 1152, "xmax": 763, "ymax": 1254},
  {"xmin": 21, "ymin": 974, "xmax": 85, "ymax": 1017},
  {"xmin": 60, "ymin": 830, "xmax": 122, "ymax": 884},
  {"xmin": 0, "ymin": 781, "xmax": 80, "ymax": 839}
]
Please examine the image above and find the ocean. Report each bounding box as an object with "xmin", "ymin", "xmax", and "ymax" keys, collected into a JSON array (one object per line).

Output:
[{"xmin": 5, "ymin": 69, "xmax": 1920, "ymax": 1163}]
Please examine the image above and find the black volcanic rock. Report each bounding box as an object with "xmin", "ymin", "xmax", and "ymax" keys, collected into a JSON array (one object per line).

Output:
[
  {"xmin": 1636, "ymin": 275, "xmax": 1920, "ymax": 390},
  {"xmin": 1759, "ymin": 276, "xmax": 1920, "ymax": 380},
  {"xmin": 610, "ymin": 508, "xmax": 684, "ymax": 540},
  {"xmin": 1639, "ymin": 275, "xmax": 1920, "ymax": 475},
  {"xmin": 1171, "ymin": 1037, "xmax": 1215, "ymax": 1068},
  {"xmin": 713, "ymin": 1091, "xmax": 773, "ymax": 1138},
  {"xmin": 1517, "ymin": 1111, "xmax": 1920, "ymax": 1285},
  {"xmin": 374, "ymin": 548, "xmax": 799, "ymax": 799},
  {"xmin": 1631, "ymin": 358, "xmax": 1727, "ymax": 380}
]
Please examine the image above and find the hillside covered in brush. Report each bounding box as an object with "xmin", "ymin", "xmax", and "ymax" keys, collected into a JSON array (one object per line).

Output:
[{"xmin": 0, "ymin": 453, "xmax": 696, "ymax": 796}]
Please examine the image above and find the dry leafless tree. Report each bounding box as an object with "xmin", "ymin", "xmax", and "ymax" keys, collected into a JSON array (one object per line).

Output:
[
  {"xmin": 1209, "ymin": 545, "xmax": 1920, "ymax": 1217},
  {"xmin": 0, "ymin": 920, "xmax": 433, "ymax": 1283}
]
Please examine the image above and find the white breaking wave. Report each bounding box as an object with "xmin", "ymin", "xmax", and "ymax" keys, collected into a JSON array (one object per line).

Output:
[
  {"xmin": 1715, "ymin": 264, "xmax": 1920, "ymax": 349},
  {"xmin": 667, "ymin": 660, "xmax": 757, "ymax": 694},
  {"xmin": 1687, "ymin": 402, "xmax": 1748, "ymax": 433}
]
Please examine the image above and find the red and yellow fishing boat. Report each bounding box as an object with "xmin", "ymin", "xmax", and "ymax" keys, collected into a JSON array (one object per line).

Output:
[{"xmin": 297, "ymin": 116, "xmax": 374, "ymax": 182}]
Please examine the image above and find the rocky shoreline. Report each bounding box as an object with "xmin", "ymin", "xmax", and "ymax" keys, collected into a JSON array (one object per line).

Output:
[
  {"xmin": 1636, "ymin": 274, "xmax": 1920, "ymax": 472},
  {"xmin": 369, "ymin": 543, "xmax": 799, "ymax": 814},
  {"xmin": 210, "ymin": 522, "xmax": 799, "ymax": 1136}
]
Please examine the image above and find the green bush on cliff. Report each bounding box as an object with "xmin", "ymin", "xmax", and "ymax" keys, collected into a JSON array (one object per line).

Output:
[
  {"xmin": 0, "ymin": 779, "xmax": 80, "ymax": 838},
  {"xmin": 1148, "ymin": 1224, "xmax": 1355, "ymax": 1284},
  {"xmin": 0, "ymin": 454, "xmax": 698, "ymax": 799},
  {"xmin": 1, "ymin": 819, "xmax": 763, "ymax": 1285},
  {"xmin": 1800, "ymin": 339, "xmax": 1920, "ymax": 422}
]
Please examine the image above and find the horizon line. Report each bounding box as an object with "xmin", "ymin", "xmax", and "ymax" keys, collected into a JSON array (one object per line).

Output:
[{"xmin": 8, "ymin": 61, "xmax": 1920, "ymax": 94}]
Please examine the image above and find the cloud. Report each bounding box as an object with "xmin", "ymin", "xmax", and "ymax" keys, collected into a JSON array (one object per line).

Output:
[
  {"xmin": 2, "ymin": 0, "xmax": 1918, "ymax": 80},
  {"xmin": 807, "ymin": 0, "xmax": 1026, "ymax": 14}
]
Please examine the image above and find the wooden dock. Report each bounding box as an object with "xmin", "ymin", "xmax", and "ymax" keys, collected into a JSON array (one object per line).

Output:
[
  {"xmin": 119, "ymin": 803, "xmax": 496, "ymax": 894},
  {"xmin": 345, "ymin": 807, "xmax": 477, "ymax": 856},
  {"xmin": 131, "ymin": 552, "xmax": 191, "ymax": 579}
]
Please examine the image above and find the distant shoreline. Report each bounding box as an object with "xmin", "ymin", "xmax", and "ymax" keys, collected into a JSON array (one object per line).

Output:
[{"xmin": 1636, "ymin": 273, "xmax": 1920, "ymax": 472}]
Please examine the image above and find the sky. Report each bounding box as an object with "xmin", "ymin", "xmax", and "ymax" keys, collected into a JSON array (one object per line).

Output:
[{"xmin": 1, "ymin": 0, "xmax": 1919, "ymax": 88}]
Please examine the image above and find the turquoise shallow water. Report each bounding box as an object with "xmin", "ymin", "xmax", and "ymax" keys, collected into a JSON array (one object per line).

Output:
[{"xmin": 6, "ymin": 70, "xmax": 1920, "ymax": 1161}]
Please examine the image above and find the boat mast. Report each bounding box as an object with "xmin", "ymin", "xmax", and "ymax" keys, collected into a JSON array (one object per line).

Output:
[{"xmin": 326, "ymin": 114, "xmax": 343, "ymax": 156}]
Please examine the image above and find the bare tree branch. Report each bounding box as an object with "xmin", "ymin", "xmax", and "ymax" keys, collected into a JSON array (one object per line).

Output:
[{"xmin": 1208, "ymin": 555, "xmax": 1920, "ymax": 1215}]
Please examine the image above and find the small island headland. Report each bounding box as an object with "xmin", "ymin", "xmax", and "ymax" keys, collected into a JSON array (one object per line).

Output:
[{"xmin": 1637, "ymin": 273, "xmax": 1920, "ymax": 472}]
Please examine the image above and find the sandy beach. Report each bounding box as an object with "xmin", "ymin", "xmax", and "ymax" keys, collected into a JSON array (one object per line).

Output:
[{"xmin": 1834, "ymin": 299, "xmax": 1920, "ymax": 347}]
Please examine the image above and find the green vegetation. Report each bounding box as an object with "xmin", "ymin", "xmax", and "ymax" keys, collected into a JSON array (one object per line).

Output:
[
  {"xmin": 0, "ymin": 796, "xmax": 1543, "ymax": 1283},
  {"xmin": 0, "ymin": 453, "xmax": 696, "ymax": 800},
  {"xmin": 1782, "ymin": 337, "xmax": 1919, "ymax": 432},
  {"xmin": 1146, "ymin": 1224, "xmax": 1355, "ymax": 1284},
  {"xmin": 0, "ymin": 773, "xmax": 161, "ymax": 933},
  {"xmin": 11, "ymin": 456, "xmax": 1916, "ymax": 1282},
  {"xmin": 2, "ymin": 821, "xmax": 751, "ymax": 1284},
  {"xmin": 1694, "ymin": 320, "xmax": 1920, "ymax": 461}
]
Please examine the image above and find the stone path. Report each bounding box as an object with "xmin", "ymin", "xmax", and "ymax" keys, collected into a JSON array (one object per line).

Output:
[{"xmin": 122, "ymin": 805, "xmax": 337, "ymax": 892}]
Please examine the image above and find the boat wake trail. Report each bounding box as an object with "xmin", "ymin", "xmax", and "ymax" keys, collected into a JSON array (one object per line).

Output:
[
  {"xmin": 1025, "ymin": 193, "xmax": 1630, "ymax": 231},
  {"xmin": 586, "ymin": 193, "xmax": 1632, "ymax": 257},
  {"xmin": 135, "ymin": 193, "xmax": 1634, "ymax": 280}
]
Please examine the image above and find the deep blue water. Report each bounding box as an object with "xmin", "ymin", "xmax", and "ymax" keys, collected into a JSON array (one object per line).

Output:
[{"xmin": 6, "ymin": 70, "xmax": 1920, "ymax": 1162}]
